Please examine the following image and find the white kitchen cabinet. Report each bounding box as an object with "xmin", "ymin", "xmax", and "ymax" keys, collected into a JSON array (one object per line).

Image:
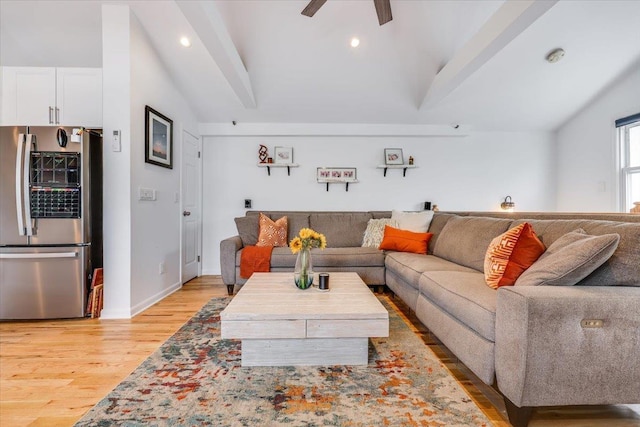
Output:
[{"xmin": 0, "ymin": 66, "xmax": 102, "ymax": 126}]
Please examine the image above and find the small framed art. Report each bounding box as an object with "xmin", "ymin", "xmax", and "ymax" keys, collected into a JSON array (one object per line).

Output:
[
  {"xmin": 274, "ymin": 146, "xmax": 293, "ymax": 164},
  {"xmin": 384, "ymin": 148, "xmax": 404, "ymax": 165},
  {"xmin": 317, "ymin": 167, "xmax": 357, "ymax": 182},
  {"xmin": 145, "ymin": 106, "xmax": 173, "ymax": 169}
]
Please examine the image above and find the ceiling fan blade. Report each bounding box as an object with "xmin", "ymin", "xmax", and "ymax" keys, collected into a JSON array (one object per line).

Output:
[
  {"xmin": 301, "ymin": 0, "xmax": 328, "ymax": 17},
  {"xmin": 373, "ymin": 0, "xmax": 392, "ymax": 25}
]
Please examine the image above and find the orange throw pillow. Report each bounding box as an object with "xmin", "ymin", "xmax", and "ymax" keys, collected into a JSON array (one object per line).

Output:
[
  {"xmin": 484, "ymin": 222, "xmax": 545, "ymax": 289},
  {"xmin": 379, "ymin": 225, "xmax": 432, "ymax": 254},
  {"xmin": 256, "ymin": 213, "xmax": 288, "ymax": 247}
]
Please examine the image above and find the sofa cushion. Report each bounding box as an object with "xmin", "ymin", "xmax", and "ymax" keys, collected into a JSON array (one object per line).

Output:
[
  {"xmin": 426, "ymin": 213, "xmax": 458, "ymax": 254},
  {"xmin": 515, "ymin": 229, "xmax": 620, "ymax": 287},
  {"xmin": 266, "ymin": 212, "xmax": 310, "ymax": 241},
  {"xmin": 433, "ymin": 216, "xmax": 513, "ymax": 271},
  {"xmin": 484, "ymin": 223, "xmax": 545, "ymax": 289},
  {"xmin": 391, "ymin": 210, "xmax": 434, "ymax": 233},
  {"xmin": 379, "ymin": 226, "xmax": 432, "ymax": 254},
  {"xmin": 385, "ymin": 253, "xmax": 477, "ymax": 291},
  {"xmin": 310, "ymin": 212, "xmax": 373, "ymax": 247},
  {"xmin": 419, "ymin": 271, "xmax": 497, "ymax": 342},
  {"xmin": 512, "ymin": 219, "xmax": 640, "ymax": 287},
  {"xmin": 235, "ymin": 215, "xmax": 259, "ymax": 246},
  {"xmin": 362, "ymin": 218, "xmax": 397, "ymax": 248},
  {"xmin": 256, "ymin": 213, "xmax": 288, "ymax": 247},
  {"xmin": 237, "ymin": 247, "xmax": 385, "ymax": 268}
]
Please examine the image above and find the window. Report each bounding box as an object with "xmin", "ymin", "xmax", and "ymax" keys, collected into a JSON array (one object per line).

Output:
[{"xmin": 617, "ymin": 113, "xmax": 640, "ymax": 212}]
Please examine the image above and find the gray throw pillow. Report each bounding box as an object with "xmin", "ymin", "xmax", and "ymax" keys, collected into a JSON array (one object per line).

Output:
[
  {"xmin": 234, "ymin": 216, "xmax": 259, "ymax": 246},
  {"xmin": 515, "ymin": 229, "xmax": 620, "ymax": 286}
]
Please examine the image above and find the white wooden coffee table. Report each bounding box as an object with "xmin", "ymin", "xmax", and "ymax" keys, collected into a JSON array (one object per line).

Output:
[{"xmin": 220, "ymin": 272, "xmax": 389, "ymax": 366}]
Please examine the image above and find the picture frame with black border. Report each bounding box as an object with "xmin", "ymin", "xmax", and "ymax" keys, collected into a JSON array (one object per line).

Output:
[
  {"xmin": 145, "ymin": 105, "xmax": 173, "ymax": 169},
  {"xmin": 384, "ymin": 148, "xmax": 404, "ymax": 165}
]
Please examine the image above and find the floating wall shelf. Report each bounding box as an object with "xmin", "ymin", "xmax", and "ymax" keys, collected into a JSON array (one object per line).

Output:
[
  {"xmin": 257, "ymin": 163, "xmax": 299, "ymax": 176},
  {"xmin": 377, "ymin": 164, "xmax": 417, "ymax": 177}
]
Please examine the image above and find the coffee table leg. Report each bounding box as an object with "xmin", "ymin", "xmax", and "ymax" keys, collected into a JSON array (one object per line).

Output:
[{"xmin": 226, "ymin": 284, "xmax": 234, "ymax": 295}]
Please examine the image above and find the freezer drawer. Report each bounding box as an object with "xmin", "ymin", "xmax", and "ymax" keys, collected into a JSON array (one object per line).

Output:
[{"xmin": 0, "ymin": 245, "xmax": 87, "ymax": 319}]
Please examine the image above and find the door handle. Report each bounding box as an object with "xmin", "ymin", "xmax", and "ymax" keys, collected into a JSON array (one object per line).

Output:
[
  {"xmin": 183, "ymin": 211, "xmax": 191, "ymax": 216},
  {"xmin": 49, "ymin": 106, "xmax": 54, "ymax": 124},
  {"xmin": 0, "ymin": 252, "xmax": 77, "ymax": 259}
]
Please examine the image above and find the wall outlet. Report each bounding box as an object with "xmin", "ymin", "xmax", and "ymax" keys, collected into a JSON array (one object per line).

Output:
[
  {"xmin": 245, "ymin": 199, "xmax": 252, "ymax": 208},
  {"xmin": 159, "ymin": 261, "xmax": 165, "ymax": 275}
]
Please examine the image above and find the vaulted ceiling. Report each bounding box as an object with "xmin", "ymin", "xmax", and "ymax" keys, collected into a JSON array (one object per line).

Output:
[{"xmin": 1, "ymin": 0, "xmax": 639, "ymax": 131}]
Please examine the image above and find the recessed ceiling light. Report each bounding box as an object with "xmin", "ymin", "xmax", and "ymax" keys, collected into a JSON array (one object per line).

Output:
[
  {"xmin": 180, "ymin": 37, "xmax": 192, "ymax": 48},
  {"xmin": 546, "ymin": 48, "xmax": 565, "ymax": 63},
  {"xmin": 350, "ymin": 37, "xmax": 360, "ymax": 48}
]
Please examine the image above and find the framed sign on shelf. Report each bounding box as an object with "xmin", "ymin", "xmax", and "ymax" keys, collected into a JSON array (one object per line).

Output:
[
  {"xmin": 316, "ymin": 167, "xmax": 357, "ymax": 182},
  {"xmin": 384, "ymin": 148, "xmax": 404, "ymax": 165},
  {"xmin": 274, "ymin": 146, "xmax": 293, "ymax": 164}
]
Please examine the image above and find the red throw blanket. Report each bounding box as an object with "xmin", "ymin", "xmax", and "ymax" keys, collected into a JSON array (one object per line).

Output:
[{"xmin": 240, "ymin": 245, "xmax": 273, "ymax": 279}]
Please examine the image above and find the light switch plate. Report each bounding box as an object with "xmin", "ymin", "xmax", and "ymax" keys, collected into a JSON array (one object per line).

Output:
[{"xmin": 139, "ymin": 187, "xmax": 156, "ymax": 201}]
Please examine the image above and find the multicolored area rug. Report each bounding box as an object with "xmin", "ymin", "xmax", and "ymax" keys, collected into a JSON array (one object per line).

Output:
[{"xmin": 75, "ymin": 297, "xmax": 491, "ymax": 426}]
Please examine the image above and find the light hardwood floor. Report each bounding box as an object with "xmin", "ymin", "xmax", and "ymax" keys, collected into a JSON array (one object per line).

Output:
[{"xmin": 0, "ymin": 276, "xmax": 638, "ymax": 426}]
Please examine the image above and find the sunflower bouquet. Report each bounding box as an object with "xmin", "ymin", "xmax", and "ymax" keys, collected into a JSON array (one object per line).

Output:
[
  {"xmin": 289, "ymin": 228, "xmax": 327, "ymax": 253},
  {"xmin": 289, "ymin": 228, "xmax": 326, "ymax": 289}
]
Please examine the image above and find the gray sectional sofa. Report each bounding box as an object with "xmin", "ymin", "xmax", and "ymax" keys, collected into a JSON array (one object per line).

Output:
[{"xmin": 220, "ymin": 210, "xmax": 640, "ymax": 427}]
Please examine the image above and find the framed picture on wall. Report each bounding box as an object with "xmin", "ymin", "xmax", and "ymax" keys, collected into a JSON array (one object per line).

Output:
[
  {"xmin": 384, "ymin": 148, "xmax": 404, "ymax": 165},
  {"xmin": 274, "ymin": 146, "xmax": 293, "ymax": 164},
  {"xmin": 145, "ymin": 105, "xmax": 173, "ymax": 169},
  {"xmin": 316, "ymin": 167, "xmax": 357, "ymax": 182}
]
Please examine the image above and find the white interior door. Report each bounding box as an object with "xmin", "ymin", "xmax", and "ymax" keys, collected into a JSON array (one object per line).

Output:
[{"xmin": 181, "ymin": 130, "xmax": 201, "ymax": 283}]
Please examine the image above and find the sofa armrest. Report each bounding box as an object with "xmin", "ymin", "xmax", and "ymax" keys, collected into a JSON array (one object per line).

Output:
[
  {"xmin": 220, "ymin": 236, "xmax": 243, "ymax": 285},
  {"xmin": 495, "ymin": 285, "xmax": 640, "ymax": 408}
]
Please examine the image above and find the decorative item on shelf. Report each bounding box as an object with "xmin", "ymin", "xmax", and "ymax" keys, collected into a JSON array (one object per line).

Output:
[
  {"xmin": 289, "ymin": 228, "xmax": 327, "ymax": 290},
  {"xmin": 433, "ymin": 204, "xmax": 439, "ymax": 212},
  {"xmin": 424, "ymin": 201, "xmax": 431, "ymax": 210},
  {"xmin": 267, "ymin": 157, "xmax": 273, "ymax": 163},
  {"xmin": 384, "ymin": 148, "xmax": 404, "ymax": 165},
  {"xmin": 631, "ymin": 202, "xmax": 640, "ymax": 214},
  {"xmin": 501, "ymin": 196, "xmax": 516, "ymax": 212},
  {"xmin": 274, "ymin": 146, "xmax": 293, "ymax": 164},
  {"xmin": 409, "ymin": 156, "xmax": 414, "ymax": 165},
  {"xmin": 316, "ymin": 167, "xmax": 358, "ymax": 191},
  {"xmin": 258, "ymin": 144, "xmax": 268, "ymax": 163}
]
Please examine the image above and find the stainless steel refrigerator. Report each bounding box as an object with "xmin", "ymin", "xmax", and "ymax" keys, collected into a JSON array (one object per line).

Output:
[{"xmin": 0, "ymin": 126, "xmax": 101, "ymax": 319}]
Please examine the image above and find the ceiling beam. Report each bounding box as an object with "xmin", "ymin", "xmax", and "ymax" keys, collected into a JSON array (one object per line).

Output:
[
  {"xmin": 177, "ymin": 0, "xmax": 256, "ymax": 108},
  {"xmin": 420, "ymin": 0, "xmax": 557, "ymax": 109}
]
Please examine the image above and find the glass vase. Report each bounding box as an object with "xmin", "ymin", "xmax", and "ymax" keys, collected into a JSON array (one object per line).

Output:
[{"xmin": 294, "ymin": 248, "xmax": 314, "ymax": 290}]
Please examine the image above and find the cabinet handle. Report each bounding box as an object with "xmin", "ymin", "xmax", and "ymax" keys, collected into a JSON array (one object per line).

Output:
[
  {"xmin": 55, "ymin": 107, "xmax": 60, "ymax": 124},
  {"xmin": 49, "ymin": 106, "xmax": 54, "ymax": 124}
]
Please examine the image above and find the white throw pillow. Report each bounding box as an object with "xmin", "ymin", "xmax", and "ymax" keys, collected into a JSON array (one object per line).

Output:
[
  {"xmin": 391, "ymin": 210, "xmax": 434, "ymax": 233},
  {"xmin": 362, "ymin": 218, "xmax": 398, "ymax": 248}
]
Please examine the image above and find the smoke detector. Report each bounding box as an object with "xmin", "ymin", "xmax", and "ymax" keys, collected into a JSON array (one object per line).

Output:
[{"xmin": 546, "ymin": 48, "xmax": 565, "ymax": 63}]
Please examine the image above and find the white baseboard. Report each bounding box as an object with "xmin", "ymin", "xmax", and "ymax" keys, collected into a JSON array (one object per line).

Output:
[{"xmin": 131, "ymin": 281, "xmax": 182, "ymax": 318}]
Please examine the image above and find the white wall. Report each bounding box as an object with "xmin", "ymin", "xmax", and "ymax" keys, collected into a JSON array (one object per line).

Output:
[
  {"xmin": 101, "ymin": 5, "xmax": 198, "ymax": 318},
  {"xmin": 556, "ymin": 60, "xmax": 640, "ymax": 212},
  {"xmin": 101, "ymin": 4, "xmax": 132, "ymax": 319},
  {"xmin": 129, "ymin": 13, "xmax": 198, "ymax": 315},
  {"xmin": 201, "ymin": 131, "xmax": 555, "ymax": 274}
]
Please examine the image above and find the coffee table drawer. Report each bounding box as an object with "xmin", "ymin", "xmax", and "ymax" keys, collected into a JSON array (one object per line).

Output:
[
  {"xmin": 307, "ymin": 319, "xmax": 389, "ymax": 338},
  {"xmin": 222, "ymin": 320, "xmax": 306, "ymax": 339}
]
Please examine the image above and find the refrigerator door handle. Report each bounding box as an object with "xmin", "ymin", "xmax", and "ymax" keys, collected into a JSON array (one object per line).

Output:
[
  {"xmin": 23, "ymin": 134, "xmax": 34, "ymax": 236},
  {"xmin": 0, "ymin": 252, "xmax": 78, "ymax": 259},
  {"xmin": 15, "ymin": 133, "xmax": 26, "ymax": 235}
]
